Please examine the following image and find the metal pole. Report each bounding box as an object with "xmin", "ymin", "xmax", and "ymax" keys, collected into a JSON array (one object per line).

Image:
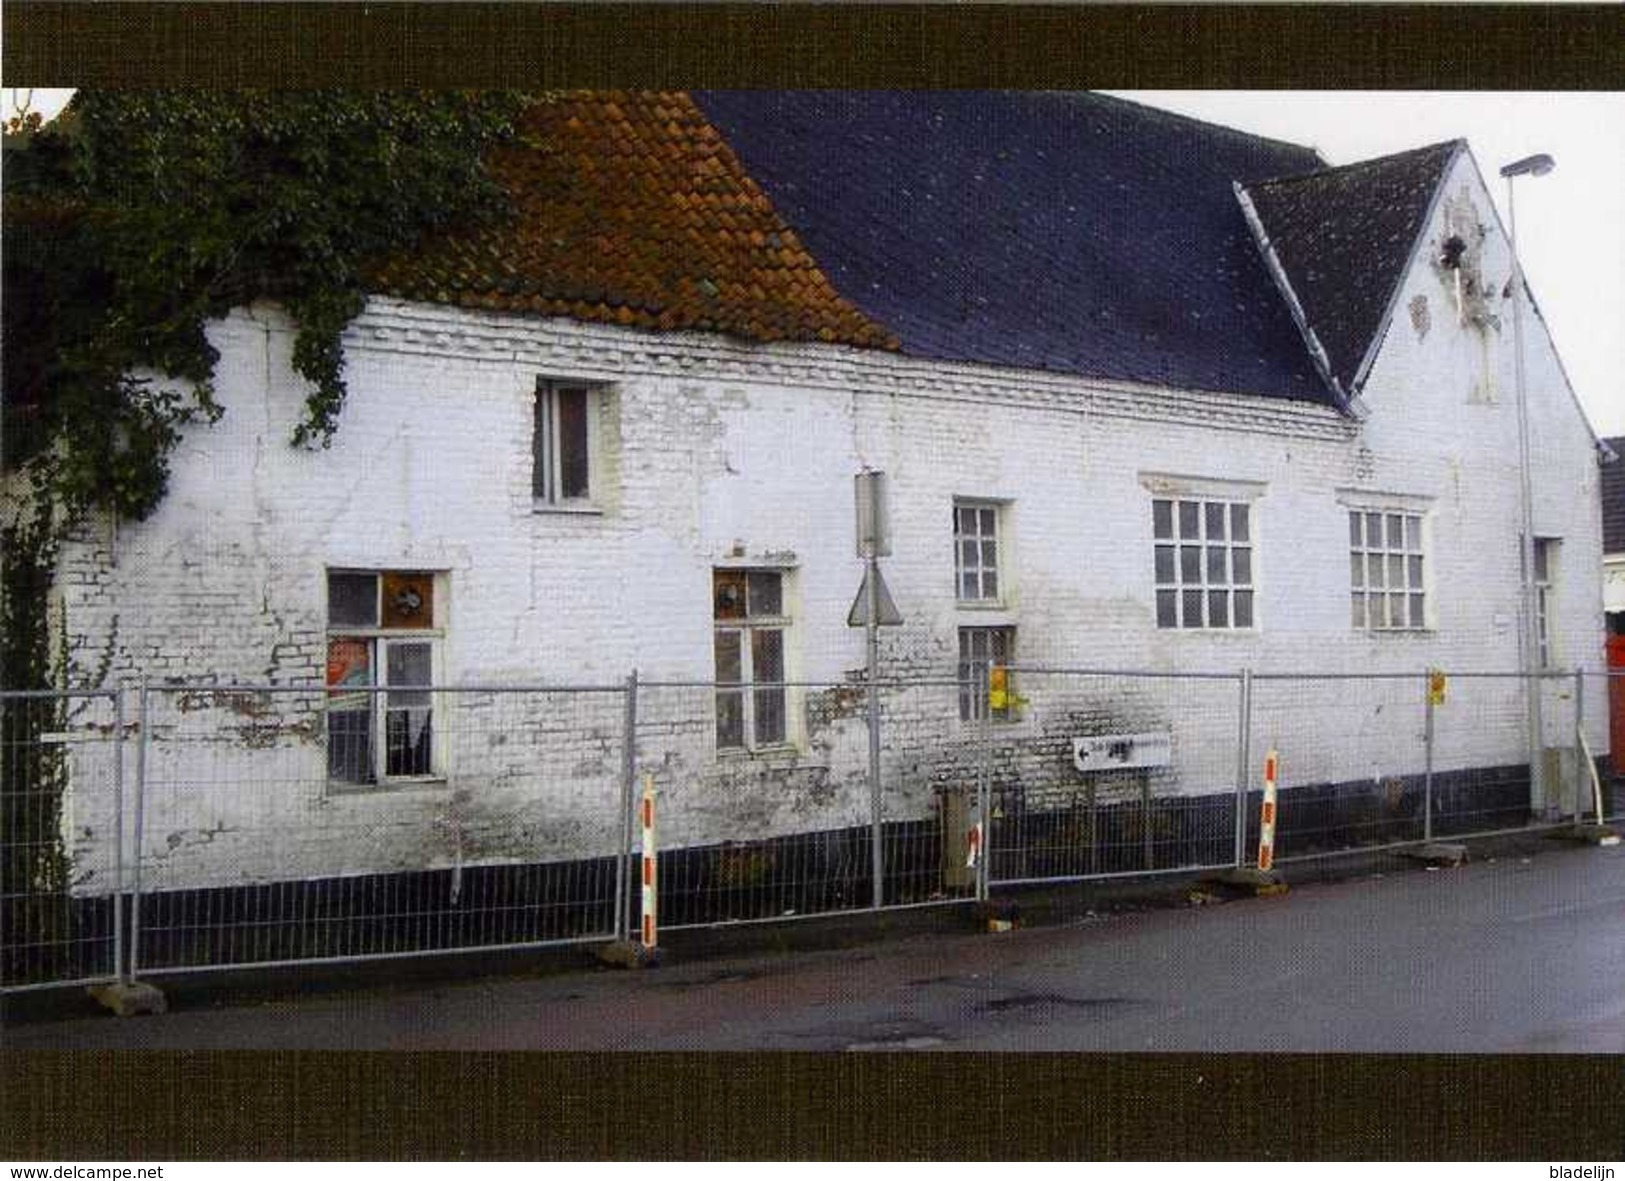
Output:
[
  {"xmin": 129, "ymin": 677, "xmax": 149, "ymax": 982},
  {"xmin": 1573, "ymin": 669, "xmax": 1585, "ymax": 826},
  {"xmin": 1234, "ymin": 669, "xmax": 1253, "ymax": 867},
  {"xmin": 113, "ymin": 688, "xmax": 126, "ymax": 984},
  {"xmin": 1423, "ymin": 672, "xmax": 1435, "ymax": 845},
  {"xmin": 1506, "ymin": 174, "xmax": 1545, "ymax": 817},
  {"xmin": 866, "ymin": 552, "xmax": 884, "ymax": 910},
  {"xmin": 614, "ymin": 669, "xmax": 638, "ymax": 940},
  {"xmin": 977, "ymin": 663, "xmax": 992, "ymax": 903}
]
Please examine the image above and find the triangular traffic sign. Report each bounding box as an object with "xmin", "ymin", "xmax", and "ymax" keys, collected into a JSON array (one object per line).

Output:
[{"xmin": 847, "ymin": 565, "xmax": 903, "ymax": 627}]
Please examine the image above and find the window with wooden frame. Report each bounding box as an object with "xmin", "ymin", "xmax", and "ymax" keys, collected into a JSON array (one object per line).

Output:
[
  {"xmin": 533, "ymin": 378, "xmax": 599, "ymax": 507},
  {"xmin": 954, "ymin": 501, "xmax": 1004, "ymax": 604},
  {"xmin": 326, "ymin": 570, "xmax": 442, "ymax": 786},
  {"xmin": 713, "ymin": 569, "xmax": 790, "ymax": 751},
  {"xmin": 1152, "ymin": 497, "xmax": 1254, "ymax": 629},
  {"xmin": 958, "ymin": 626, "xmax": 1015, "ymax": 722}
]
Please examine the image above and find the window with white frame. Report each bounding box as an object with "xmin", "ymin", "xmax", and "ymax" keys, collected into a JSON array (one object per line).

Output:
[
  {"xmin": 326, "ymin": 570, "xmax": 442, "ymax": 785},
  {"xmin": 954, "ymin": 501, "xmax": 1003, "ymax": 604},
  {"xmin": 1152, "ymin": 498, "xmax": 1253, "ymax": 629},
  {"xmin": 1534, "ymin": 537, "xmax": 1559, "ymax": 668},
  {"xmin": 1349, "ymin": 510, "xmax": 1426, "ymax": 631},
  {"xmin": 533, "ymin": 378, "xmax": 599, "ymax": 507},
  {"xmin": 958, "ymin": 626, "xmax": 1015, "ymax": 722},
  {"xmin": 713, "ymin": 569, "xmax": 790, "ymax": 750}
]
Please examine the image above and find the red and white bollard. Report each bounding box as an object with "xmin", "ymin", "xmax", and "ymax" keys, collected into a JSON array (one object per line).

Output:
[
  {"xmin": 1257, "ymin": 749, "xmax": 1280, "ymax": 872},
  {"xmin": 639, "ymin": 774, "xmax": 657, "ymax": 951},
  {"xmin": 965, "ymin": 818, "xmax": 983, "ymax": 869}
]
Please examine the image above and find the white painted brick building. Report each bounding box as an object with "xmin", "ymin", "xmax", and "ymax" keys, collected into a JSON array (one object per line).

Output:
[{"xmin": 43, "ymin": 94, "xmax": 1610, "ymax": 893}]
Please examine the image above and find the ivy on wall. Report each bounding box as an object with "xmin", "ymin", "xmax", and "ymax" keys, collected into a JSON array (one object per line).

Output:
[{"xmin": 3, "ymin": 90, "xmax": 528, "ymax": 525}]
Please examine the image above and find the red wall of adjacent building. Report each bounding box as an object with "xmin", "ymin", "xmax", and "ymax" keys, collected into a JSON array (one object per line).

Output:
[{"xmin": 1608, "ymin": 634, "xmax": 1625, "ymax": 774}]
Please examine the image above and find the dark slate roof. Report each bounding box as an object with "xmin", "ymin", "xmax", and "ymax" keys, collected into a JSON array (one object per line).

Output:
[
  {"xmin": 1603, "ymin": 438, "xmax": 1625, "ymax": 554},
  {"xmin": 1240, "ymin": 141, "xmax": 1462, "ymax": 398},
  {"xmin": 693, "ymin": 91, "xmax": 1333, "ymax": 404},
  {"xmin": 372, "ymin": 93, "xmax": 896, "ymax": 350}
]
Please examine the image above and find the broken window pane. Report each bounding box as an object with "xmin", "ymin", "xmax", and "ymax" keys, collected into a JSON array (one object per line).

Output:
[
  {"xmin": 328, "ymin": 572, "xmax": 378, "ymax": 628},
  {"xmin": 380, "ymin": 572, "xmax": 434, "ymax": 630},
  {"xmin": 1153, "ymin": 499, "xmax": 1173, "ymax": 540},
  {"xmin": 713, "ymin": 570, "xmax": 747, "ymax": 621},
  {"xmin": 557, "ymin": 386, "xmax": 591, "ymax": 499},
  {"xmin": 385, "ymin": 708, "xmax": 433, "ymax": 777}
]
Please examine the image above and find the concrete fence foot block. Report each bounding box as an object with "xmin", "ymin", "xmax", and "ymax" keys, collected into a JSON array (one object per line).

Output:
[
  {"xmin": 87, "ymin": 981, "xmax": 167, "ymax": 1017},
  {"xmin": 596, "ymin": 940, "xmax": 663, "ymax": 969},
  {"xmin": 1201, "ymin": 867, "xmax": 1288, "ymax": 897},
  {"xmin": 1400, "ymin": 843, "xmax": 1468, "ymax": 868}
]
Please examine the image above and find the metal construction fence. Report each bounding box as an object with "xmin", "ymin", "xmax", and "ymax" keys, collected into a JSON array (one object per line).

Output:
[{"xmin": 1, "ymin": 667, "xmax": 1619, "ymax": 992}]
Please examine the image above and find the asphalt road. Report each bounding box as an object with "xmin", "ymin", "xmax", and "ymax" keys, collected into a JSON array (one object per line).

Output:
[{"xmin": 6, "ymin": 843, "xmax": 1623, "ymax": 1051}]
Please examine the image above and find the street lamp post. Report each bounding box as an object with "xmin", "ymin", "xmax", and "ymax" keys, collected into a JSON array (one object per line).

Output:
[{"xmin": 1500, "ymin": 152, "xmax": 1554, "ymax": 816}]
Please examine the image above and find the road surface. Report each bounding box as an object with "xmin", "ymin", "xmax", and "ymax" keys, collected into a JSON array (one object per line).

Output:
[{"xmin": 5, "ymin": 843, "xmax": 1622, "ymax": 1051}]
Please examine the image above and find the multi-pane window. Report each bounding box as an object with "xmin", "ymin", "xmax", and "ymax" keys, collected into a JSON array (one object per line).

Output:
[
  {"xmin": 326, "ymin": 570, "xmax": 440, "ymax": 785},
  {"xmin": 713, "ymin": 569, "xmax": 790, "ymax": 750},
  {"xmin": 1534, "ymin": 537, "xmax": 1558, "ymax": 668},
  {"xmin": 1152, "ymin": 498, "xmax": 1254, "ymax": 629},
  {"xmin": 958, "ymin": 627, "xmax": 1015, "ymax": 722},
  {"xmin": 533, "ymin": 378, "xmax": 596, "ymax": 506},
  {"xmin": 1349, "ymin": 511, "xmax": 1425, "ymax": 631},
  {"xmin": 954, "ymin": 502, "xmax": 1002, "ymax": 603}
]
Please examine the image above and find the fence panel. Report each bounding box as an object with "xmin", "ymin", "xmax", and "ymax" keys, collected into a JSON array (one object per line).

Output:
[
  {"xmin": 1, "ymin": 689, "xmax": 123, "ymax": 992},
  {"xmin": 1247, "ymin": 674, "xmax": 1428, "ymax": 859},
  {"xmin": 131, "ymin": 684, "xmax": 628, "ymax": 976},
  {"xmin": 634, "ymin": 679, "xmax": 895, "ymax": 930},
  {"xmin": 986, "ymin": 670, "xmax": 1244, "ymax": 886}
]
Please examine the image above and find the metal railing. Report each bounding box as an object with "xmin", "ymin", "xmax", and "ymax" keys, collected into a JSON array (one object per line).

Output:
[{"xmin": 0, "ymin": 666, "xmax": 1618, "ymax": 993}]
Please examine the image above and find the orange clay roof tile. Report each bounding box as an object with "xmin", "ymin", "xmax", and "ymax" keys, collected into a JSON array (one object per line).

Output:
[{"xmin": 371, "ymin": 91, "xmax": 896, "ymax": 352}]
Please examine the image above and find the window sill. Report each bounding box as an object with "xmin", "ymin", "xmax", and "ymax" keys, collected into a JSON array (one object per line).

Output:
[
  {"xmin": 326, "ymin": 776, "xmax": 449, "ymax": 797},
  {"xmin": 715, "ymin": 744, "xmax": 805, "ymax": 765},
  {"xmin": 532, "ymin": 501, "xmax": 603, "ymax": 517},
  {"xmin": 1358, "ymin": 628, "xmax": 1438, "ymax": 637},
  {"xmin": 956, "ymin": 600, "xmax": 1009, "ymax": 612}
]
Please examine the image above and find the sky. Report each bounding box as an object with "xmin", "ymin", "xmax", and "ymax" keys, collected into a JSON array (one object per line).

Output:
[{"xmin": 9, "ymin": 88, "xmax": 1623, "ymax": 439}]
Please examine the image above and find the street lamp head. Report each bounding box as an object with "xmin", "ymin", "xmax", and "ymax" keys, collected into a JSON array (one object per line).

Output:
[{"xmin": 1500, "ymin": 153, "xmax": 1556, "ymax": 179}]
